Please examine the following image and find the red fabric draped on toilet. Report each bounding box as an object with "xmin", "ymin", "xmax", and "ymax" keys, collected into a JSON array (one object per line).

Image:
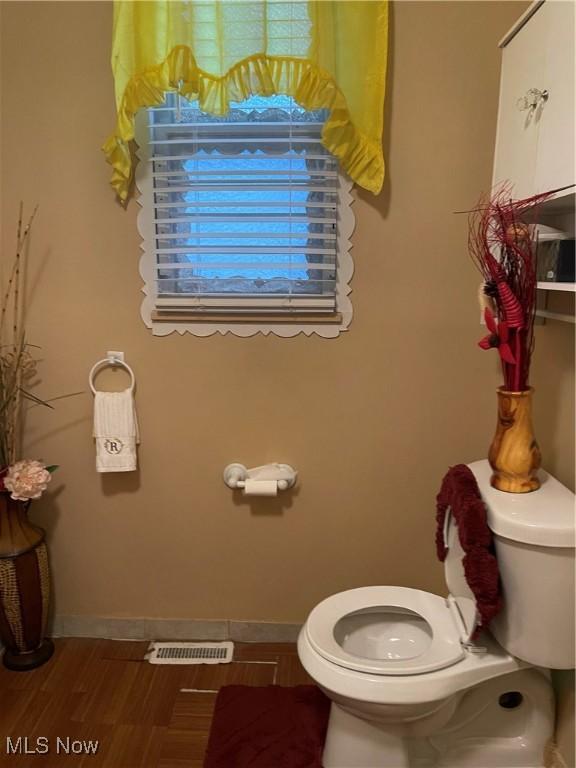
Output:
[{"xmin": 436, "ymin": 464, "xmax": 502, "ymax": 632}]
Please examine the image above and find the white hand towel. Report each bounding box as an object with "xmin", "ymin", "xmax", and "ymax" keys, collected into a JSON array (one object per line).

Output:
[{"xmin": 93, "ymin": 389, "xmax": 140, "ymax": 472}]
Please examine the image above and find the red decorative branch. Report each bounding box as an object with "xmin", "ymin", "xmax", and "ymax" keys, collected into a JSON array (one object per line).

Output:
[{"xmin": 468, "ymin": 183, "xmax": 559, "ymax": 391}]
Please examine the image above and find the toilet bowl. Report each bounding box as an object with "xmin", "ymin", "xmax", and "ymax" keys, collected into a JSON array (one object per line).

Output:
[
  {"xmin": 306, "ymin": 586, "xmax": 475, "ymax": 676},
  {"xmin": 301, "ymin": 586, "xmax": 524, "ymax": 704},
  {"xmin": 297, "ymin": 461, "xmax": 574, "ymax": 768}
]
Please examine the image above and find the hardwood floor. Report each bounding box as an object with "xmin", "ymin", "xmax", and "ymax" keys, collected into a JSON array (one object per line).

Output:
[{"xmin": 0, "ymin": 638, "xmax": 314, "ymax": 767}]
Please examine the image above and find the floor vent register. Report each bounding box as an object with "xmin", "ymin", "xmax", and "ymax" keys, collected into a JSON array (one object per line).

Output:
[{"xmin": 146, "ymin": 641, "xmax": 234, "ymax": 665}]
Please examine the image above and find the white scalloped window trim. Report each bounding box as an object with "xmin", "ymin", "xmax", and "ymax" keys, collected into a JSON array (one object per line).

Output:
[{"xmin": 135, "ymin": 116, "xmax": 355, "ymax": 339}]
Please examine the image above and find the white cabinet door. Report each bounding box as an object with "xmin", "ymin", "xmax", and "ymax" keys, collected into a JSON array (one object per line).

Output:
[
  {"xmin": 493, "ymin": 4, "xmax": 548, "ymax": 199},
  {"xmin": 493, "ymin": 0, "xmax": 575, "ymax": 199},
  {"xmin": 534, "ymin": 0, "xmax": 575, "ymax": 195}
]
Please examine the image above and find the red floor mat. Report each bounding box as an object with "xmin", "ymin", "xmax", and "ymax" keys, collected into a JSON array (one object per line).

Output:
[{"xmin": 203, "ymin": 685, "xmax": 330, "ymax": 768}]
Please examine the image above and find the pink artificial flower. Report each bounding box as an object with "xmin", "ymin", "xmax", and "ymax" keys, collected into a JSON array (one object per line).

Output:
[{"xmin": 3, "ymin": 459, "xmax": 52, "ymax": 501}]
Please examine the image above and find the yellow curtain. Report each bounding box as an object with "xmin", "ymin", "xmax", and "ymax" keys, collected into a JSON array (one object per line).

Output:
[{"xmin": 103, "ymin": 0, "xmax": 388, "ymax": 202}]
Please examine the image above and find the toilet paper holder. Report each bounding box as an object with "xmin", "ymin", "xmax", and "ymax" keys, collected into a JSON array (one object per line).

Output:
[{"xmin": 223, "ymin": 463, "xmax": 297, "ymax": 493}]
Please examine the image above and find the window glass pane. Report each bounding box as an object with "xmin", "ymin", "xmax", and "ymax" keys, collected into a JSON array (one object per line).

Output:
[{"xmin": 149, "ymin": 93, "xmax": 339, "ymax": 298}]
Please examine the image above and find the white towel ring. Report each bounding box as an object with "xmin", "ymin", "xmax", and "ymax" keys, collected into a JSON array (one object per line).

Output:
[{"xmin": 89, "ymin": 357, "xmax": 135, "ymax": 395}]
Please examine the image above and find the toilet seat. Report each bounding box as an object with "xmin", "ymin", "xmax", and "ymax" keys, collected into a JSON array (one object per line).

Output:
[{"xmin": 305, "ymin": 586, "xmax": 469, "ymax": 676}]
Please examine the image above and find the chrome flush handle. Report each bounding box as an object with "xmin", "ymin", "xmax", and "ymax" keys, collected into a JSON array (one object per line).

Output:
[{"xmin": 516, "ymin": 88, "xmax": 549, "ymax": 112}]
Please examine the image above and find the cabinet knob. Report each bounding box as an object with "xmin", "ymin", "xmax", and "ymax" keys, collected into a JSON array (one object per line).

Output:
[{"xmin": 516, "ymin": 88, "xmax": 549, "ymax": 112}]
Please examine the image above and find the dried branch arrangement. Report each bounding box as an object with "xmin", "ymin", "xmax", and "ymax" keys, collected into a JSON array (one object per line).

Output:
[
  {"xmin": 468, "ymin": 184, "xmax": 560, "ymax": 392},
  {"xmin": 0, "ymin": 204, "xmax": 41, "ymax": 470},
  {"xmin": 1, "ymin": 206, "xmax": 83, "ymax": 500}
]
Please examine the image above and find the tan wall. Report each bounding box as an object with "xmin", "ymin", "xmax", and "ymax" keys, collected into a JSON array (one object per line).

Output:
[
  {"xmin": 553, "ymin": 669, "xmax": 576, "ymax": 768},
  {"xmin": 1, "ymin": 2, "xmax": 571, "ymax": 631}
]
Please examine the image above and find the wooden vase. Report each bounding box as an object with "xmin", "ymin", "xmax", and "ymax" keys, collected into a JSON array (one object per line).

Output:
[
  {"xmin": 488, "ymin": 387, "xmax": 541, "ymax": 493},
  {"xmin": 0, "ymin": 493, "xmax": 54, "ymax": 670}
]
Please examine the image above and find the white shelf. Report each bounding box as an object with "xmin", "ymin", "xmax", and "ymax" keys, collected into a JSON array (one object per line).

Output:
[
  {"xmin": 536, "ymin": 309, "xmax": 576, "ymax": 324},
  {"xmin": 536, "ymin": 282, "xmax": 576, "ymax": 292}
]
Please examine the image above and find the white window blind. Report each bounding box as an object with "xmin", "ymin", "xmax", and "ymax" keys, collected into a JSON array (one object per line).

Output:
[{"xmin": 144, "ymin": 93, "xmax": 341, "ymax": 315}]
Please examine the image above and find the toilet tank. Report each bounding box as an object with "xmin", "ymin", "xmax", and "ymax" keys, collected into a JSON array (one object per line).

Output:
[{"xmin": 464, "ymin": 460, "xmax": 575, "ymax": 669}]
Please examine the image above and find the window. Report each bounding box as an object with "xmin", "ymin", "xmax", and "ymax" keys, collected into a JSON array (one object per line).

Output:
[{"xmin": 135, "ymin": 93, "xmax": 354, "ymax": 337}]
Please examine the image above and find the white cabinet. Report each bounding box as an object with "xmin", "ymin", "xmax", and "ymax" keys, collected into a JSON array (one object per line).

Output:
[
  {"xmin": 533, "ymin": 1, "xmax": 576, "ymax": 195},
  {"xmin": 493, "ymin": 0, "xmax": 575, "ymax": 200}
]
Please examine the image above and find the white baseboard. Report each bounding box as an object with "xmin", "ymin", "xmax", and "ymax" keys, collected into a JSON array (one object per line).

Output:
[{"xmin": 51, "ymin": 615, "xmax": 302, "ymax": 643}]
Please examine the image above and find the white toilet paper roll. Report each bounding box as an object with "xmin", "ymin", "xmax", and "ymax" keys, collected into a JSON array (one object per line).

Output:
[{"xmin": 242, "ymin": 479, "xmax": 278, "ymax": 496}]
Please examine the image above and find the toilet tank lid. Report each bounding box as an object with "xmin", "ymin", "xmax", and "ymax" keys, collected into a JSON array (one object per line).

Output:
[{"xmin": 468, "ymin": 460, "xmax": 575, "ymax": 548}]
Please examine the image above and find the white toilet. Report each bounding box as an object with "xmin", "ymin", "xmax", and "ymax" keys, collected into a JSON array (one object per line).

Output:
[{"xmin": 297, "ymin": 460, "xmax": 575, "ymax": 768}]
